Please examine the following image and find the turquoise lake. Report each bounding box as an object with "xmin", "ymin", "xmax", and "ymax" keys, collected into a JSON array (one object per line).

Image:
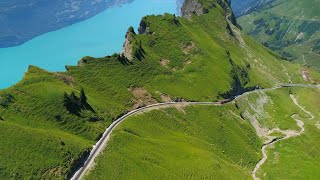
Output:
[{"xmin": 0, "ymin": 0, "xmax": 177, "ymax": 89}]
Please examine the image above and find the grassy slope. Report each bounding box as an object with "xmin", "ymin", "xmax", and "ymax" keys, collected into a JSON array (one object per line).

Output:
[
  {"xmin": 238, "ymin": 88, "xmax": 313, "ymax": 132},
  {"xmin": 0, "ymin": 122, "xmax": 91, "ymax": 179},
  {"xmin": 0, "ymin": 0, "xmax": 319, "ymax": 178},
  {"xmin": 86, "ymin": 86, "xmax": 320, "ymax": 179},
  {"xmin": 259, "ymin": 88, "xmax": 320, "ymax": 179},
  {"xmin": 85, "ymin": 105, "xmax": 262, "ymax": 179},
  {"xmin": 238, "ymin": 0, "xmax": 320, "ymax": 68},
  {"xmin": 236, "ymin": 87, "xmax": 320, "ymax": 179}
]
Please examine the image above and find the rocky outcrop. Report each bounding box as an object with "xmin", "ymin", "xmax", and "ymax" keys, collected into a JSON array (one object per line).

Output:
[
  {"xmin": 138, "ymin": 18, "xmax": 152, "ymax": 34},
  {"xmin": 181, "ymin": 0, "xmax": 238, "ymax": 28},
  {"xmin": 181, "ymin": 0, "xmax": 204, "ymax": 18},
  {"xmin": 120, "ymin": 25, "xmax": 146, "ymax": 62},
  {"xmin": 121, "ymin": 27, "xmax": 135, "ymax": 61},
  {"xmin": 217, "ymin": 0, "xmax": 239, "ymax": 27}
]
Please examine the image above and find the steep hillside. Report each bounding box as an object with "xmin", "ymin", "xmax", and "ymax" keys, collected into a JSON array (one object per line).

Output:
[
  {"xmin": 86, "ymin": 105, "xmax": 262, "ymax": 179},
  {"xmin": 0, "ymin": 0, "xmax": 133, "ymax": 47},
  {"xmin": 0, "ymin": 0, "xmax": 319, "ymax": 179},
  {"xmin": 236, "ymin": 87, "xmax": 320, "ymax": 179},
  {"xmin": 235, "ymin": 0, "xmax": 320, "ymax": 68},
  {"xmin": 85, "ymin": 86, "xmax": 320, "ymax": 179}
]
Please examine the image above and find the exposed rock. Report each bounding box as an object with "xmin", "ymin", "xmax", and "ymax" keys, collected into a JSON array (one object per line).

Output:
[
  {"xmin": 217, "ymin": 0, "xmax": 239, "ymax": 27},
  {"xmin": 121, "ymin": 28, "xmax": 135, "ymax": 61},
  {"xmin": 226, "ymin": 23, "xmax": 234, "ymax": 37},
  {"xmin": 181, "ymin": 0, "xmax": 238, "ymax": 27},
  {"xmin": 181, "ymin": 0, "xmax": 204, "ymax": 18},
  {"xmin": 55, "ymin": 73, "xmax": 74, "ymax": 86},
  {"xmin": 161, "ymin": 94, "xmax": 173, "ymax": 102},
  {"xmin": 138, "ymin": 19, "xmax": 151, "ymax": 34},
  {"xmin": 159, "ymin": 59, "xmax": 170, "ymax": 67},
  {"xmin": 129, "ymin": 87, "xmax": 158, "ymax": 110},
  {"xmin": 182, "ymin": 41, "xmax": 198, "ymax": 55}
]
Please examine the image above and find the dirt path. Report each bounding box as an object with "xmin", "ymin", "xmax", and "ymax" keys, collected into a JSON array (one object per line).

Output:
[
  {"xmin": 252, "ymin": 94, "xmax": 313, "ymax": 180},
  {"xmin": 290, "ymin": 94, "xmax": 314, "ymax": 119},
  {"xmin": 70, "ymin": 84, "xmax": 318, "ymax": 180},
  {"xmin": 70, "ymin": 102, "xmax": 219, "ymax": 180}
]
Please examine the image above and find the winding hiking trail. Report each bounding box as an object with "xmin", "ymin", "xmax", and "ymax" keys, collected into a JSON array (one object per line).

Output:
[
  {"xmin": 251, "ymin": 94, "xmax": 314, "ymax": 180},
  {"xmin": 70, "ymin": 102, "xmax": 219, "ymax": 180},
  {"xmin": 69, "ymin": 14, "xmax": 320, "ymax": 180},
  {"xmin": 70, "ymin": 84, "xmax": 318, "ymax": 180}
]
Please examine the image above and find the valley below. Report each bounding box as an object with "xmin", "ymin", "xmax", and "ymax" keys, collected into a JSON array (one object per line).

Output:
[{"xmin": 232, "ymin": 0, "xmax": 320, "ymax": 69}]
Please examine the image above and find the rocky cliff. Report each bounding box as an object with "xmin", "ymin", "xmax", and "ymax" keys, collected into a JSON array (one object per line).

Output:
[
  {"xmin": 181, "ymin": 0, "xmax": 204, "ymax": 18},
  {"xmin": 181, "ymin": 0, "xmax": 239, "ymax": 27}
]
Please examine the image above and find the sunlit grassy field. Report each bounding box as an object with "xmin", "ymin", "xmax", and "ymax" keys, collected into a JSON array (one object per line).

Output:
[{"xmin": 85, "ymin": 105, "xmax": 262, "ymax": 179}]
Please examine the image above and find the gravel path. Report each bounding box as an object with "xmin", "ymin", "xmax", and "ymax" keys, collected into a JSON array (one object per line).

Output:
[{"xmin": 252, "ymin": 94, "xmax": 313, "ymax": 180}]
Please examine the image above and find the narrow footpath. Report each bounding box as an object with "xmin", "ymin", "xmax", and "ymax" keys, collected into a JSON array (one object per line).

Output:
[{"xmin": 251, "ymin": 94, "xmax": 314, "ymax": 180}]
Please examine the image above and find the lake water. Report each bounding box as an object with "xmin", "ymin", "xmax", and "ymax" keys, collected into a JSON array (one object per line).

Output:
[{"xmin": 0, "ymin": 0, "xmax": 177, "ymax": 89}]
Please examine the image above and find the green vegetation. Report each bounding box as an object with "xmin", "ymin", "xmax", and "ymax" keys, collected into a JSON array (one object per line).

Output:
[
  {"xmin": 237, "ymin": 0, "xmax": 320, "ymax": 68},
  {"xmin": 0, "ymin": 0, "xmax": 319, "ymax": 178},
  {"xmin": 86, "ymin": 86, "xmax": 320, "ymax": 180},
  {"xmin": 255, "ymin": 88, "xmax": 320, "ymax": 179},
  {"xmin": 85, "ymin": 105, "xmax": 262, "ymax": 179},
  {"xmin": 236, "ymin": 88, "xmax": 307, "ymax": 131}
]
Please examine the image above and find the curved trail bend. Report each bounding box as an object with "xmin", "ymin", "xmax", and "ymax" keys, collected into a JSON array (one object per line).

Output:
[
  {"xmin": 71, "ymin": 101, "xmax": 219, "ymax": 180},
  {"xmin": 70, "ymin": 84, "xmax": 318, "ymax": 180},
  {"xmin": 252, "ymin": 94, "xmax": 314, "ymax": 180}
]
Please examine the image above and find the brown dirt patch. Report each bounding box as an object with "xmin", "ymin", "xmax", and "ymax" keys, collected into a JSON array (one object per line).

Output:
[
  {"xmin": 159, "ymin": 59, "xmax": 170, "ymax": 67},
  {"xmin": 129, "ymin": 87, "xmax": 158, "ymax": 110},
  {"xmin": 55, "ymin": 73, "xmax": 74, "ymax": 86},
  {"xmin": 182, "ymin": 41, "xmax": 198, "ymax": 55},
  {"xmin": 160, "ymin": 94, "xmax": 173, "ymax": 102},
  {"xmin": 302, "ymin": 68, "xmax": 310, "ymax": 81}
]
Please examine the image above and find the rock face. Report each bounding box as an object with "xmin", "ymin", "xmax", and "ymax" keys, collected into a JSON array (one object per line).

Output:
[
  {"xmin": 181, "ymin": 0, "xmax": 239, "ymax": 27},
  {"xmin": 181, "ymin": 0, "xmax": 204, "ymax": 18},
  {"xmin": 138, "ymin": 19, "xmax": 149, "ymax": 34},
  {"xmin": 0, "ymin": 0, "xmax": 134, "ymax": 48},
  {"xmin": 121, "ymin": 28, "xmax": 135, "ymax": 61}
]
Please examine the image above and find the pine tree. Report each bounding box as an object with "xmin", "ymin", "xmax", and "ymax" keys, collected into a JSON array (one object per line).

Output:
[
  {"xmin": 69, "ymin": 92, "xmax": 79, "ymax": 106},
  {"xmin": 80, "ymin": 88, "xmax": 87, "ymax": 105},
  {"xmin": 63, "ymin": 92, "xmax": 71, "ymax": 107}
]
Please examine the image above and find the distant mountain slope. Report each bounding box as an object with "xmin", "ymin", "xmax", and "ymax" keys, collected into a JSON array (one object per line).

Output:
[
  {"xmin": 231, "ymin": 0, "xmax": 271, "ymax": 17},
  {"xmin": 233, "ymin": 0, "xmax": 320, "ymax": 68},
  {"xmin": 0, "ymin": 0, "xmax": 133, "ymax": 47}
]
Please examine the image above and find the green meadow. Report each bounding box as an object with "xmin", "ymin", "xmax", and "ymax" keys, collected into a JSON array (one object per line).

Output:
[{"xmin": 85, "ymin": 105, "xmax": 262, "ymax": 179}]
